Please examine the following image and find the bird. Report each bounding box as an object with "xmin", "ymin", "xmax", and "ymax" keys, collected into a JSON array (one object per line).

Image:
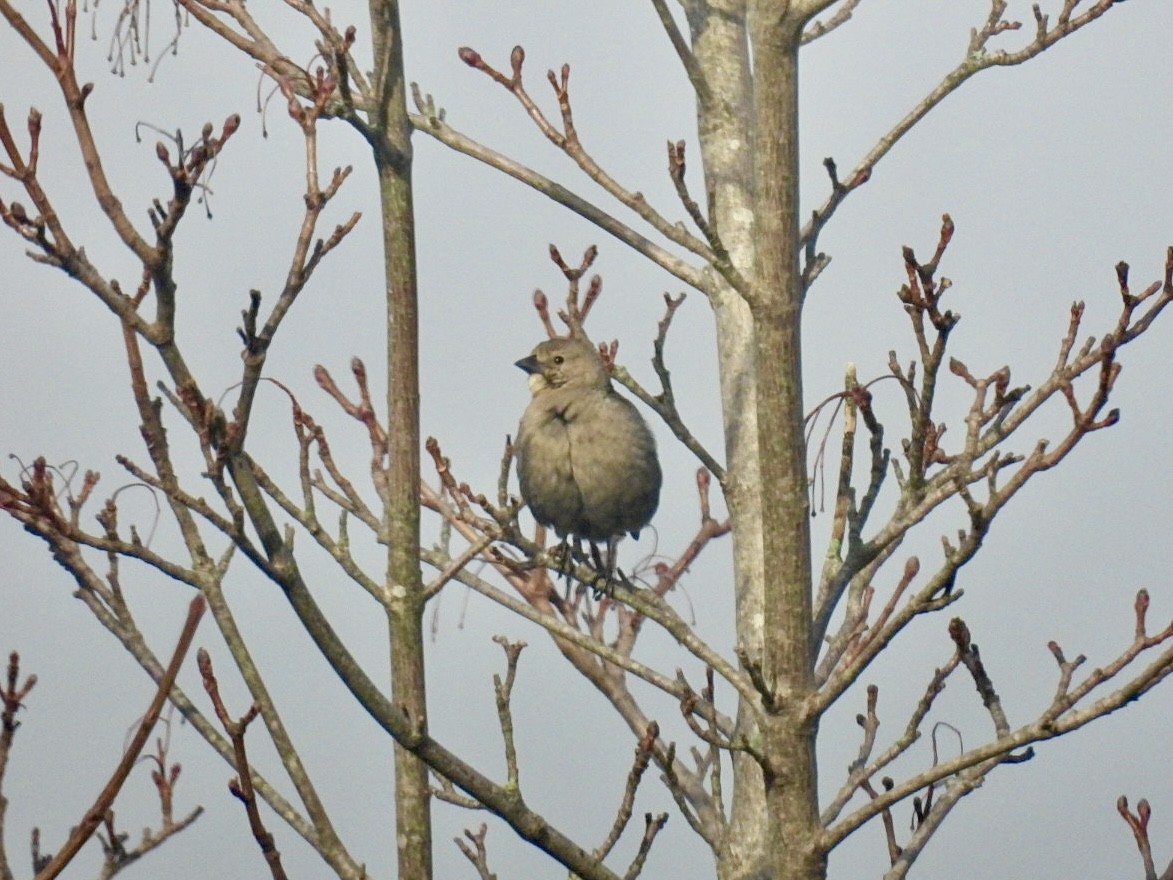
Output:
[{"xmin": 514, "ymin": 335, "xmax": 661, "ymax": 582}]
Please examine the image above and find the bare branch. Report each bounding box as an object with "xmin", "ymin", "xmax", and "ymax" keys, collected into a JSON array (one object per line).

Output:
[
  {"xmin": 198, "ymin": 650, "xmax": 288, "ymax": 880},
  {"xmin": 491, "ymin": 637, "xmax": 526, "ymax": 791},
  {"xmin": 623, "ymin": 812, "xmax": 669, "ymax": 880},
  {"xmin": 611, "ymin": 293, "xmax": 727, "ymax": 482},
  {"xmin": 1117, "ymin": 796, "xmax": 1173, "ymax": 880},
  {"xmin": 0, "ymin": 652, "xmax": 36, "ymax": 880},
  {"xmin": 594, "ymin": 722, "xmax": 660, "ymax": 862},
  {"xmin": 801, "ymin": 0, "xmax": 862, "ymax": 44},
  {"xmin": 94, "ymin": 720, "xmax": 204, "ymax": 880},
  {"xmin": 456, "ymin": 45, "xmax": 721, "ymax": 269},
  {"xmin": 800, "ymin": 0, "xmax": 1130, "ymax": 272},
  {"xmin": 824, "ymin": 592, "xmax": 1173, "ymax": 850},
  {"xmin": 454, "ymin": 824, "xmax": 497, "ymax": 880},
  {"xmin": 410, "ymin": 87, "xmax": 712, "ymax": 294},
  {"xmin": 648, "ymin": 0, "xmax": 711, "ymax": 104},
  {"xmin": 35, "ymin": 596, "xmax": 205, "ymax": 880}
]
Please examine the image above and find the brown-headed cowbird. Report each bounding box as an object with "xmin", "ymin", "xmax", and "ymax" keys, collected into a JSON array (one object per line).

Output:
[{"xmin": 514, "ymin": 336, "xmax": 661, "ymax": 549}]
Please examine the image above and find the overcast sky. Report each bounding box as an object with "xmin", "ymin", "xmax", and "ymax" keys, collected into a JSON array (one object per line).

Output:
[{"xmin": 1, "ymin": 2, "xmax": 1171, "ymax": 878}]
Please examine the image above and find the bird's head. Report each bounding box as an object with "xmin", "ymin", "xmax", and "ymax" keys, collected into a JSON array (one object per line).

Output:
[{"xmin": 515, "ymin": 336, "xmax": 608, "ymax": 394}]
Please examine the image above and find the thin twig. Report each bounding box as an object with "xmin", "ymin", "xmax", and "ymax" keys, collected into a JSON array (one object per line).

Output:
[
  {"xmin": 594, "ymin": 722, "xmax": 659, "ymax": 862},
  {"xmin": 454, "ymin": 823, "xmax": 497, "ymax": 880},
  {"xmin": 35, "ymin": 596, "xmax": 205, "ymax": 880},
  {"xmin": 198, "ymin": 650, "xmax": 288, "ymax": 880}
]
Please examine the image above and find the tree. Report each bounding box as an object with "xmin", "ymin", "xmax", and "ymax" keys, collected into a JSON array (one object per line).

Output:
[{"xmin": 0, "ymin": 1, "xmax": 1170, "ymax": 879}]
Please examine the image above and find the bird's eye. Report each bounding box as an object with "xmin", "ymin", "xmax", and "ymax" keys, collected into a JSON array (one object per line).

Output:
[{"xmin": 553, "ymin": 355, "xmax": 564, "ymax": 365}]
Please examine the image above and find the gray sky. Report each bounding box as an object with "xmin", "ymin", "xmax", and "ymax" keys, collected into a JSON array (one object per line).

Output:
[{"xmin": 1, "ymin": 1, "xmax": 1171, "ymax": 878}]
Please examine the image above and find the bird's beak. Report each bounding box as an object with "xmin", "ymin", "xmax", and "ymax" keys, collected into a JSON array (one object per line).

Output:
[{"xmin": 514, "ymin": 355, "xmax": 540, "ymax": 375}]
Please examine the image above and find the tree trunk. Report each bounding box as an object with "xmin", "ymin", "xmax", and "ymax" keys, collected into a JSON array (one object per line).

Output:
[
  {"xmin": 369, "ymin": 1, "xmax": 432, "ymax": 878},
  {"xmin": 747, "ymin": 7, "xmax": 821, "ymax": 878},
  {"xmin": 692, "ymin": 2, "xmax": 821, "ymax": 877}
]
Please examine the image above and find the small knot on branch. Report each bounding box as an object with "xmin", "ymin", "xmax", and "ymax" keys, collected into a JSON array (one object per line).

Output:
[
  {"xmin": 668, "ymin": 139, "xmax": 687, "ymax": 182},
  {"xmin": 947, "ymin": 617, "xmax": 971, "ymax": 652}
]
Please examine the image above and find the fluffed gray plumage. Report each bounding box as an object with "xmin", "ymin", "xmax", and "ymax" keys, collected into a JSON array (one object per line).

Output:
[{"xmin": 514, "ymin": 336, "xmax": 661, "ymax": 545}]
